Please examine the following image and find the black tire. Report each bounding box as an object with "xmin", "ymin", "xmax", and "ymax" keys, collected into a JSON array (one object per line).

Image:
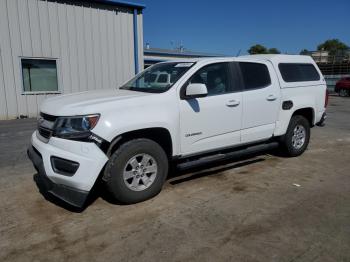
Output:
[
  {"xmin": 280, "ymin": 115, "xmax": 310, "ymax": 157},
  {"xmin": 339, "ymin": 89, "xmax": 349, "ymax": 97},
  {"xmin": 104, "ymin": 138, "xmax": 168, "ymax": 204}
]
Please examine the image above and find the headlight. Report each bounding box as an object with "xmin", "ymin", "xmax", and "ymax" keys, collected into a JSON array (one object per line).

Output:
[{"xmin": 53, "ymin": 114, "xmax": 100, "ymax": 140}]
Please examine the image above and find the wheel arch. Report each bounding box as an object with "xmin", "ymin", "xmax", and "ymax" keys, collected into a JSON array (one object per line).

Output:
[
  {"xmin": 274, "ymin": 105, "xmax": 316, "ymax": 137},
  {"xmin": 106, "ymin": 127, "xmax": 173, "ymax": 159},
  {"xmin": 292, "ymin": 107, "xmax": 315, "ymax": 126}
]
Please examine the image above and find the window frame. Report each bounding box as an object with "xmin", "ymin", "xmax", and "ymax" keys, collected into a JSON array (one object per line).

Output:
[
  {"xmin": 20, "ymin": 57, "xmax": 62, "ymax": 95},
  {"xmin": 180, "ymin": 62, "xmax": 242, "ymax": 99},
  {"xmin": 278, "ymin": 63, "xmax": 321, "ymax": 83},
  {"xmin": 237, "ymin": 61, "xmax": 272, "ymax": 91}
]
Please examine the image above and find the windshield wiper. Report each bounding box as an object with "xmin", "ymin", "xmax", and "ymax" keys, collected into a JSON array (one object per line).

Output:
[{"xmin": 119, "ymin": 87, "xmax": 166, "ymax": 93}]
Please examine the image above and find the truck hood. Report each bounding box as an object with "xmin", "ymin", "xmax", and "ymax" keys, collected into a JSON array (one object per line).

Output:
[{"xmin": 40, "ymin": 89, "xmax": 152, "ymax": 116}]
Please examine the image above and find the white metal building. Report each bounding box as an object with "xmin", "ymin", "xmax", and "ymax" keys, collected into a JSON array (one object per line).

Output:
[{"xmin": 0, "ymin": 0, "xmax": 145, "ymax": 120}]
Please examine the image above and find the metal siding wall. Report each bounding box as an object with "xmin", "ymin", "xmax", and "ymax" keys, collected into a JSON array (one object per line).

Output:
[
  {"xmin": 119, "ymin": 11, "xmax": 128, "ymax": 80},
  {"xmin": 37, "ymin": 0, "xmax": 51, "ymax": 110},
  {"xmin": 75, "ymin": 5, "xmax": 88, "ymax": 93},
  {"xmin": 106, "ymin": 10, "xmax": 116, "ymax": 89},
  {"xmin": 0, "ymin": 49, "xmax": 8, "ymax": 119},
  {"xmin": 125, "ymin": 12, "xmax": 134, "ymax": 78},
  {"xmin": 0, "ymin": 0, "xmax": 18, "ymax": 119},
  {"xmin": 67, "ymin": 5, "xmax": 80, "ymax": 93},
  {"xmin": 91, "ymin": 7, "xmax": 103, "ymax": 91},
  {"xmin": 46, "ymin": 0, "xmax": 62, "ymax": 103},
  {"xmin": 137, "ymin": 13, "xmax": 144, "ymax": 71},
  {"xmin": 113, "ymin": 9, "xmax": 124, "ymax": 86},
  {"xmin": 0, "ymin": 0, "xmax": 141, "ymax": 119},
  {"xmin": 99, "ymin": 9, "xmax": 109, "ymax": 90},
  {"xmin": 18, "ymin": 0, "xmax": 36, "ymax": 117},
  {"xmin": 83, "ymin": 6, "xmax": 95, "ymax": 91},
  {"xmin": 126, "ymin": 12, "xmax": 133, "ymax": 78},
  {"xmin": 8, "ymin": 0, "xmax": 28, "ymax": 117}
]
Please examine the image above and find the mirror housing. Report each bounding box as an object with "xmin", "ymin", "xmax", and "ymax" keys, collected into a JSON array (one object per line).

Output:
[{"xmin": 185, "ymin": 83, "xmax": 208, "ymax": 99}]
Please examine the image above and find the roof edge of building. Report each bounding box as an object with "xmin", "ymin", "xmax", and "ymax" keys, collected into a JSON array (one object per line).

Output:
[{"xmin": 92, "ymin": 0, "xmax": 146, "ymax": 10}]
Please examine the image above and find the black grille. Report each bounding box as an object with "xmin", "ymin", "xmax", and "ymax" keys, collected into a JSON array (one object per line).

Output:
[
  {"xmin": 40, "ymin": 112, "xmax": 58, "ymax": 122},
  {"xmin": 38, "ymin": 112, "xmax": 57, "ymax": 140},
  {"xmin": 39, "ymin": 127, "xmax": 52, "ymax": 139}
]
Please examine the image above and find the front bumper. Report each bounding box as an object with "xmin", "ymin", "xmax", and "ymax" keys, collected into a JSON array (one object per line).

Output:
[
  {"xmin": 28, "ymin": 146, "xmax": 89, "ymax": 207},
  {"xmin": 316, "ymin": 112, "xmax": 327, "ymax": 127},
  {"xmin": 28, "ymin": 131, "xmax": 109, "ymax": 207}
]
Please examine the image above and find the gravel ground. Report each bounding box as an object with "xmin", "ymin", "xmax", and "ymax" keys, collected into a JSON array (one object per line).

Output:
[{"xmin": 0, "ymin": 95, "xmax": 349, "ymax": 262}]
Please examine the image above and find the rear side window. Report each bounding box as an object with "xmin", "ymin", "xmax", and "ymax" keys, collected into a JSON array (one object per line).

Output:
[
  {"xmin": 279, "ymin": 63, "xmax": 320, "ymax": 82},
  {"xmin": 239, "ymin": 62, "xmax": 271, "ymax": 90}
]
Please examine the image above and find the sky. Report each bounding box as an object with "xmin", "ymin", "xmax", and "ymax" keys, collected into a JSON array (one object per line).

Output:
[{"xmin": 136, "ymin": 0, "xmax": 350, "ymax": 56}]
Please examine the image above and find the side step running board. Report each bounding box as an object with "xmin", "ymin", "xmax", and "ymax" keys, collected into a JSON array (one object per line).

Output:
[{"xmin": 177, "ymin": 142, "xmax": 279, "ymax": 171}]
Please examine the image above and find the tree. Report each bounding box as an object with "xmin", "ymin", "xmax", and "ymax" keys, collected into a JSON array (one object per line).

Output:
[
  {"xmin": 248, "ymin": 44, "xmax": 268, "ymax": 54},
  {"xmin": 300, "ymin": 49, "xmax": 309, "ymax": 55},
  {"xmin": 317, "ymin": 39, "xmax": 349, "ymax": 56},
  {"xmin": 248, "ymin": 45, "xmax": 281, "ymax": 54},
  {"xmin": 268, "ymin": 48, "xmax": 281, "ymax": 54}
]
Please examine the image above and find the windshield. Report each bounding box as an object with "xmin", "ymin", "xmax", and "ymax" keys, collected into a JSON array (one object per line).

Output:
[{"xmin": 120, "ymin": 62, "xmax": 195, "ymax": 93}]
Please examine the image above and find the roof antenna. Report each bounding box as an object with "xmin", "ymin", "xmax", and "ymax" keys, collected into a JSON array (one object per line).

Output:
[{"xmin": 236, "ymin": 49, "xmax": 241, "ymax": 57}]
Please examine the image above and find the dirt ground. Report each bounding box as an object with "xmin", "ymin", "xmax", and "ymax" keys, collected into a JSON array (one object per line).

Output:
[{"xmin": 0, "ymin": 96, "xmax": 349, "ymax": 262}]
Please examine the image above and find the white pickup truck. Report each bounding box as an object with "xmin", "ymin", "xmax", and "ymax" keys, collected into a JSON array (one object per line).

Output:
[{"xmin": 28, "ymin": 55, "xmax": 328, "ymax": 207}]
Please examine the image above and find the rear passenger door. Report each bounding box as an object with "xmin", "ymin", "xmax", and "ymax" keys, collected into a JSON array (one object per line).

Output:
[{"xmin": 239, "ymin": 62, "xmax": 280, "ymax": 143}]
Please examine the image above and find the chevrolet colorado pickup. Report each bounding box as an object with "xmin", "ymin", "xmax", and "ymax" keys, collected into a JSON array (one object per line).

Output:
[{"xmin": 28, "ymin": 55, "xmax": 328, "ymax": 207}]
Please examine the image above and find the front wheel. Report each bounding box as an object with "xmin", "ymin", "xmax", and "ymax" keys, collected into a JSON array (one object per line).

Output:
[
  {"xmin": 104, "ymin": 138, "xmax": 168, "ymax": 204},
  {"xmin": 280, "ymin": 115, "xmax": 310, "ymax": 157}
]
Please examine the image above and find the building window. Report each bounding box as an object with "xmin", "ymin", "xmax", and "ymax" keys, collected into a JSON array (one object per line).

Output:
[{"xmin": 21, "ymin": 58, "xmax": 59, "ymax": 93}]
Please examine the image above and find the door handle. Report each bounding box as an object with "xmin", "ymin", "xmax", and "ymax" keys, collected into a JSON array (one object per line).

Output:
[
  {"xmin": 226, "ymin": 100, "xmax": 240, "ymax": 107},
  {"xmin": 266, "ymin": 95, "xmax": 277, "ymax": 101}
]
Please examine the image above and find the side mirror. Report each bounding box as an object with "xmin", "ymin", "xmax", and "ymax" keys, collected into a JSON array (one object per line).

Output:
[{"xmin": 185, "ymin": 83, "xmax": 208, "ymax": 99}]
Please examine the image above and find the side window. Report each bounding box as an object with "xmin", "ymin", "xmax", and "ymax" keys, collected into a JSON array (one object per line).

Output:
[
  {"xmin": 149, "ymin": 73, "xmax": 157, "ymax": 82},
  {"xmin": 278, "ymin": 63, "xmax": 320, "ymax": 82},
  {"xmin": 239, "ymin": 62, "xmax": 271, "ymax": 90},
  {"xmin": 189, "ymin": 63, "xmax": 231, "ymax": 96},
  {"xmin": 157, "ymin": 74, "xmax": 168, "ymax": 83}
]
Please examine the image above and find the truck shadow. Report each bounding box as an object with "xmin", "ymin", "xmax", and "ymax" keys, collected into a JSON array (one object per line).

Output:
[
  {"xmin": 100, "ymin": 151, "xmax": 270, "ymax": 206},
  {"xmin": 33, "ymin": 174, "xmax": 85, "ymax": 213},
  {"xmin": 33, "ymin": 150, "xmax": 272, "ymax": 212},
  {"xmin": 168, "ymin": 157, "xmax": 265, "ymax": 185}
]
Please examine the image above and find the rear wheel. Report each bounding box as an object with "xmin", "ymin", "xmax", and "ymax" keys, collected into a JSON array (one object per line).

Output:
[
  {"xmin": 339, "ymin": 89, "xmax": 350, "ymax": 97},
  {"xmin": 104, "ymin": 138, "xmax": 168, "ymax": 204},
  {"xmin": 280, "ymin": 115, "xmax": 310, "ymax": 157}
]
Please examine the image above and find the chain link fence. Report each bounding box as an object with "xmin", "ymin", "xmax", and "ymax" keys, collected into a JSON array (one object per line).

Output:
[{"xmin": 305, "ymin": 50, "xmax": 350, "ymax": 91}]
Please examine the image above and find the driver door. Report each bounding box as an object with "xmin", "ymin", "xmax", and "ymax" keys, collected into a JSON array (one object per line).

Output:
[{"xmin": 179, "ymin": 62, "xmax": 242, "ymax": 155}]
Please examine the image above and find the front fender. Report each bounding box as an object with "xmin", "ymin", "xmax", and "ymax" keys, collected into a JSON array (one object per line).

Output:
[{"xmin": 92, "ymin": 95, "xmax": 180, "ymax": 155}]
